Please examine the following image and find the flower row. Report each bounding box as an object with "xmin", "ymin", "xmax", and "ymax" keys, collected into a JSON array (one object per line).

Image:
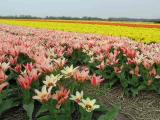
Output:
[{"xmin": 0, "ymin": 24, "xmax": 160, "ymax": 119}]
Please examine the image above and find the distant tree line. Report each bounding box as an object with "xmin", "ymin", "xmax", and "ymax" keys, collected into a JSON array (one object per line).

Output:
[
  {"xmin": 0, "ymin": 15, "xmax": 106, "ymax": 21},
  {"xmin": 0, "ymin": 15, "xmax": 159, "ymax": 23},
  {"xmin": 0, "ymin": 15, "xmax": 41, "ymax": 19},
  {"xmin": 108, "ymin": 17, "xmax": 160, "ymax": 23},
  {"xmin": 46, "ymin": 16, "xmax": 106, "ymax": 21}
]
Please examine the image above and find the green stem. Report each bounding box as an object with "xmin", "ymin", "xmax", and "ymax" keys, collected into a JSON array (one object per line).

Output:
[
  {"xmin": 48, "ymin": 100, "xmax": 57, "ymax": 119},
  {"xmin": 80, "ymin": 108, "xmax": 93, "ymax": 120},
  {"xmin": 23, "ymin": 90, "xmax": 31, "ymax": 104},
  {"xmin": 79, "ymin": 83, "xmax": 84, "ymax": 91},
  {"xmin": 0, "ymin": 94, "xmax": 2, "ymax": 105},
  {"xmin": 70, "ymin": 81, "xmax": 76, "ymax": 94},
  {"xmin": 64, "ymin": 101, "xmax": 73, "ymax": 120}
]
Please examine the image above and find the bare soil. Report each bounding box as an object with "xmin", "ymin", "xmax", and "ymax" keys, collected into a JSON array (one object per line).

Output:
[
  {"xmin": 1, "ymin": 85, "xmax": 160, "ymax": 120},
  {"xmin": 85, "ymin": 85, "xmax": 160, "ymax": 120}
]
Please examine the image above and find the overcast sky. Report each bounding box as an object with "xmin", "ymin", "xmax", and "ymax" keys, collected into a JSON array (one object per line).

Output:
[{"xmin": 0, "ymin": 0, "xmax": 159, "ymax": 19}]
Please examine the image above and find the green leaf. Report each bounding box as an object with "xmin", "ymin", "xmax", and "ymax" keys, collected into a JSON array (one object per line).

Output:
[
  {"xmin": 0, "ymin": 99, "xmax": 19, "ymax": 115},
  {"xmin": 80, "ymin": 107, "xmax": 92, "ymax": 120},
  {"xmin": 98, "ymin": 105, "xmax": 120, "ymax": 120},
  {"xmin": 17, "ymin": 53, "xmax": 33, "ymax": 64},
  {"xmin": 130, "ymin": 88, "xmax": 139, "ymax": 97},
  {"xmin": 23, "ymin": 101, "xmax": 34, "ymax": 120},
  {"xmin": 36, "ymin": 104, "xmax": 48, "ymax": 117},
  {"xmin": 61, "ymin": 101, "xmax": 73, "ymax": 120},
  {"xmin": 23, "ymin": 90, "xmax": 31, "ymax": 104},
  {"xmin": 120, "ymin": 79, "xmax": 128, "ymax": 88},
  {"xmin": 37, "ymin": 115, "xmax": 52, "ymax": 120},
  {"xmin": 56, "ymin": 115, "xmax": 70, "ymax": 120},
  {"xmin": 157, "ymin": 67, "xmax": 160, "ymax": 75}
]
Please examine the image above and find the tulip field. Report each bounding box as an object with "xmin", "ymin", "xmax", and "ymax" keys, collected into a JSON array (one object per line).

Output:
[
  {"xmin": 0, "ymin": 19, "xmax": 160, "ymax": 43},
  {"xmin": 0, "ymin": 20, "xmax": 160, "ymax": 120}
]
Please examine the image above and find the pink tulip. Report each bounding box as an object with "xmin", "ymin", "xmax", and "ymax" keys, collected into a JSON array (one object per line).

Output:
[
  {"xmin": 52, "ymin": 87, "xmax": 70, "ymax": 109},
  {"xmin": 90, "ymin": 74, "xmax": 104, "ymax": 87},
  {"xmin": 0, "ymin": 70, "xmax": 7, "ymax": 84},
  {"xmin": 149, "ymin": 68, "xmax": 157, "ymax": 77},
  {"xmin": 18, "ymin": 75, "xmax": 32, "ymax": 90},
  {"xmin": 14, "ymin": 64, "xmax": 22, "ymax": 73},
  {"xmin": 73, "ymin": 70, "xmax": 89, "ymax": 82},
  {"xmin": 114, "ymin": 66, "xmax": 123, "ymax": 74},
  {"xmin": 24, "ymin": 63, "xmax": 35, "ymax": 73},
  {"xmin": 0, "ymin": 82, "xmax": 9, "ymax": 93},
  {"xmin": 97, "ymin": 61, "xmax": 106, "ymax": 70},
  {"xmin": 143, "ymin": 59, "xmax": 152, "ymax": 69},
  {"xmin": 126, "ymin": 48, "xmax": 136, "ymax": 59}
]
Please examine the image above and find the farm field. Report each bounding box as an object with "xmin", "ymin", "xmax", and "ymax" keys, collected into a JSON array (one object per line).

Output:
[
  {"xmin": 0, "ymin": 22, "xmax": 160, "ymax": 120},
  {"xmin": 1, "ymin": 0, "xmax": 160, "ymax": 119},
  {"xmin": 12, "ymin": 19, "xmax": 160, "ymax": 28},
  {"xmin": 0, "ymin": 19, "xmax": 160, "ymax": 43}
]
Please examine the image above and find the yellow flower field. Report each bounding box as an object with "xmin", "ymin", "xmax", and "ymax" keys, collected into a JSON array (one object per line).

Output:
[{"xmin": 0, "ymin": 19, "xmax": 160, "ymax": 43}]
